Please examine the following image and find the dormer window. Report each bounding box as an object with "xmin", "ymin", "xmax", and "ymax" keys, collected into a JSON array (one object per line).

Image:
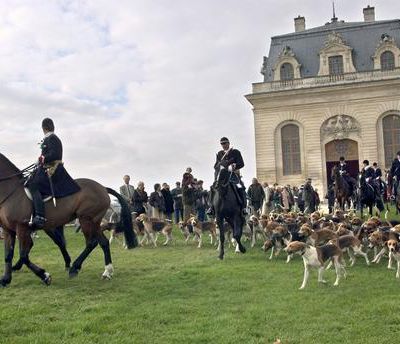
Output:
[
  {"xmin": 381, "ymin": 50, "xmax": 395, "ymax": 70},
  {"xmin": 328, "ymin": 55, "xmax": 344, "ymax": 75},
  {"xmin": 280, "ymin": 63, "xmax": 294, "ymax": 81}
]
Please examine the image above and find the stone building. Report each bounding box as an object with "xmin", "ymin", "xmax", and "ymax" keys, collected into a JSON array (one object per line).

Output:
[{"xmin": 246, "ymin": 6, "xmax": 400, "ymax": 195}]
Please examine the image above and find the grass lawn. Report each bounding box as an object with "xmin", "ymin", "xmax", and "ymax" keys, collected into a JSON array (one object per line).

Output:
[{"xmin": 0, "ymin": 224, "xmax": 400, "ymax": 344}]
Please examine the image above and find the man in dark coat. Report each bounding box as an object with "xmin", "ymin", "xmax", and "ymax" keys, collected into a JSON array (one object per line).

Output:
[
  {"xmin": 303, "ymin": 178, "xmax": 315, "ymax": 214},
  {"xmin": 373, "ymin": 162, "xmax": 384, "ymax": 196},
  {"xmin": 207, "ymin": 137, "xmax": 247, "ymax": 216},
  {"xmin": 195, "ymin": 180, "xmax": 208, "ymax": 221},
  {"xmin": 26, "ymin": 118, "xmax": 80, "ymax": 228},
  {"xmin": 325, "ymin": 183, "xmax": 335, "ymax": 214},
  {"xmin": 171, "ymin": 182, "xmax": 183, "ymax": 224},
  {"xmin": 361, "ymin": 160, "xmax": 380, "ymax": 200},
  {"xmin": 390, "ymin": 151, "xmax": 400, "ymax": 197},
  {"xmin": 161, "ymin": 183, "xmax": 174, "ymax": 220},
  {"xmin": 247, "ymin": 178, "xmax": 265, "ymax": 215}
]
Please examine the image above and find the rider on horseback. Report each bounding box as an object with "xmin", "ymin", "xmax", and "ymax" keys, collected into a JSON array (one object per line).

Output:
[
  {"xmin": 337, "ymin": 156, "xmax": 357, "ymax": 195},
  {"xmin": 372, "ymin": 162, "xmax": 384, "ymax": 197},
  {"xmin": 390, "ymin": 151, "xmax": 400, "ymax": 198},
  {"xmin": 361, "ymin": 160, "xmax": 380, "ymax": 201},
  {"xmin": 207, "ymin": 137, "xmax": 247, "ymax": 216},
  {"xmin": 25, "ymin": 118, "xmax": 80, "ymax": 229}
]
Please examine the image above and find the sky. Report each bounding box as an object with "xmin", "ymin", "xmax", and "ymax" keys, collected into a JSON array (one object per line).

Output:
[{"xmin": 1, "ymin": 0, "xmax": 400, "ymax": 192}]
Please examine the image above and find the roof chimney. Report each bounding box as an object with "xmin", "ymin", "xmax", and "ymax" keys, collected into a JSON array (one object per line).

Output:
[
  {"xmin": 363, "ymin": 5, "xmax": 375, "ymax": 22},
  {"xmin": 294, "ymin": 15, "xmax": 306, "ymax": 32}
]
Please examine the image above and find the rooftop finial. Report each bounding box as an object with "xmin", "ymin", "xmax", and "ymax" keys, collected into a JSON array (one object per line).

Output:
[{"xmin": 331, "ymin": 1, "xmax": 338, "ymax": 22}]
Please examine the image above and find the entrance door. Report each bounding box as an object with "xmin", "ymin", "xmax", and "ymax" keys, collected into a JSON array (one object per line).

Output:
[{"xmin": 325, "ymin": 139, "xmax": 359, "ymax": 185}]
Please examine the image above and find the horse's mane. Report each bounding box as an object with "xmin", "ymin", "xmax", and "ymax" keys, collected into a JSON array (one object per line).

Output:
[{"xmin": 0, "ymin": 153, "xmax": 22, "ymax": 173}]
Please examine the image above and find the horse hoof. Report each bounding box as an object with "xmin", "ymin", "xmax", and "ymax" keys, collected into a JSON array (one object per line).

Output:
[
  {"xmin": 43, "ymin": 273, "xmax": 52, "ymax": 286},
  {"xmin": 218, "ymin": 255, "xmax": 224, "ymax": 260},
  {"xmin": 12, "ymin": 264, "xmax": 23, "ymax": 272},
  {"xmin": 239, "ymin": 246, "xmax": 246, "ymax": 254},
  {"xmin": 0, "ymin": 277, "xmax": 10, "ymax": 287},
  {"xmin": 69, "ymin": 268, "xmax": 79, "ymax": 279}
]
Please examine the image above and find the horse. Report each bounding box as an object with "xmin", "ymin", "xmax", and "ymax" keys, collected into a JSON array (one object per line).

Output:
[
  {"xmin": 331, "ymin": 165, "xmax": 352, "ymax": 210},
  {"xmin": 0, "ymin": 153, "xmax": 137, "ymax": 286},
  {"xmin": 358, "ymin": 173, "xmax": 384, "ymax": 217},
  {"xmin": 212, "ymin": 165, "xmax": 246, "ymax": 260}
]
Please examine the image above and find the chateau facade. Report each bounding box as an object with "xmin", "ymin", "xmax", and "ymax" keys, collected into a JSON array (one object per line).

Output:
[{"xmin": 246, "ymin": 6, "xmax": 400, "ymax": 195}]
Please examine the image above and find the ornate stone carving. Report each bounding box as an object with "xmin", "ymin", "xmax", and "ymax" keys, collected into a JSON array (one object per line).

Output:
[
  {"xmin": 324, "ymin": 32, "xmax": 347, "ymax": 48},
  {"xmin": 279, "ymin": 46, "xmax": 295, "ymax": 58},
  {"xmin": 321, "ymin": 115, "xmax": 360, "ymax": 140}
]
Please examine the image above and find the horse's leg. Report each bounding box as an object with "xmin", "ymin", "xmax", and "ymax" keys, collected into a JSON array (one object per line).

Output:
[
  {"xmin": 216, "ymin": 217, "xmax": 225, "ymax": 260},
  {"xmin": 97, "ymin": 231, "xmax": 113, "ymax": 279},
  {"xmin": 12, "ymin": 238, "xmax": 28, "ymax": 271},
  {"xmin": 17, "ymin": 225, "xmax": 51, "ymax": 285},
  {"xmin": 0, "ymin": 230, "xmax": 16, "ymax": 286},
  {"xmin": 231, "ymin": 215, "xmax": 246, "ymax": 254},
  {"xmin": 69, "ymin": 217, "xmax": 99, "ymax": 278},
  {"xmin": 45, "ymin": 226, "xmax": 71, "ymax": 270}
]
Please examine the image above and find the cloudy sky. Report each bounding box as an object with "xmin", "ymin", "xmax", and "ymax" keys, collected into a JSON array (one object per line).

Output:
[{"xmin": 1, "ymin": 0, "xmax": 399, "ymax": 191}]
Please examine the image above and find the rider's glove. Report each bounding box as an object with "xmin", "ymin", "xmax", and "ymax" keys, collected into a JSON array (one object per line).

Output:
[{"xmin": 38, "ymin": 155, "xmax": 45, "ymax": 165}]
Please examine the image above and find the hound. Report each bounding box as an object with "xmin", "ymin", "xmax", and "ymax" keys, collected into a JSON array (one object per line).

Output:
[
  {"xmin": 247, "ymin": 215, "xmax": 267, "ymax": 247},
  {"xmin": 262, "ymin": 225, "xmax": 291, "ymax": 260},
  {"xmin": 178, "ymin": 220, "xmax": 197, "ymax": 244},
  {"xmin": 298, "ymin": 224, "xmax": 337, "ymax": 246},
  {"xmin": 137, "ymin": 214, "xmax": 173, "ymax": 247},
  {"xmin": 284, "ymin": 241, "xmax": 346, "ymax": 290},
  {"xmin": 188, "ymin": 216, "xmax": 217, "ymax": 248},
  {"xmin": 327, "ymin": 235, "xmax": 370, "ymax": 267},
  {"xmin": 386, "ymin": 239, "xmax": 400, "ymax": 279}
]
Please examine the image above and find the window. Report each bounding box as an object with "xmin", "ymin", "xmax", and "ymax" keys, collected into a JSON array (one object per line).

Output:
[
  {"xmin": 280, "ymin": 63, "xmax": 294, "ymax": 81},
  {"xmin": 383, "ymin": 115, "xmax": 400, "ymax": 167},
  {"xmin": 281, "ymin": 124, "xmax": 301, "ymax": 175},
  {"xmin": 328, "ymin": 55, "xmax": 344, "ymax": 75},
  {"xmin": 381, "ymin": 51, "xmax": 395, "ymax": 71}
]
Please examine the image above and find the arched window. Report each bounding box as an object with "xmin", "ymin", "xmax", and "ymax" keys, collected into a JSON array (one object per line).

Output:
[
  {"xmin": 280, "ymin": 63, "xmax": 294, "ymax": 81},
  {"xmin": 281, "ymin": 124, "xmax": 301, "ymax": 175},
  {"xmin": 328, "ymin": 55, "xmax": 344, "ymax": 75},
  {"xmin": 383, "ymin": 114, "xmax": 400, "ymax": 167},
  {"xmin": 381, "ymin": 51, "xmax": 395, "ymax": 71}
]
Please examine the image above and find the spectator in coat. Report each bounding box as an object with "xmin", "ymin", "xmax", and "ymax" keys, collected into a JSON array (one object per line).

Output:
[
  {"xmin": 314, "ymin": 188, "xmax": 320, "ymax": 209},
  {"xmin": 297, "ymin": 185, "xmax": 305, "ymax": 212},
  {"xmin": 325, "ymin": 183, "xmax": 335, "ymax": 214},
  {"xmin": 262, "ymin": 182, "xmax": 273, "ymax": 216},
  {"xmin": 303, "ymin": 178, "xmax": 316, "ymax": 214},
  {"xmin": 273, "ymin": 186, "xmax": 283, "ymax": 212},
  {"xmin": 120, "ymin": 175, "xmax": 135, "ymax": 211},
  {"xmin": 132, "ymin": 181, "xmax": 148, "ymax": 216},
  {"xmin": 282, "ymin": 186, "xmax": 290, "ymax": 211},
  {"xmin": 195, "ymin": 180, "xmax": 208, "ymax": 222},
  {"xmin": 149, "ymin": 183, "xmax": 165, "ymax": 220},
  {"xmin": 247, "ymin": 178, "xmax": 265, "ymax": 215},
  {"xmin": 161, "ymin": 183, "xmax": 174, "ymax": 220},
  {"xmin": 171, "ymin": 181, "xmax": 183, "ymax": 224},
  {"xmin": 182, "ymin": 167, "xmax": 196, "ymax": 221}
]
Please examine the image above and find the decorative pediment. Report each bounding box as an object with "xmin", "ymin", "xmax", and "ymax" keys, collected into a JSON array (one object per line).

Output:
[
  {"xmin": 272, "ymin": 46, "xmax": 301, "ymax": 81},
  {"xmin": 372, "ymin": 33, "xmax": 400, "ymax": 69},
  {"xmin": 321, "ymin": 115, "xmax": 360, "ymax": 140},
  {"xmin": 318, "ymin": 32, "xmax": 356, "ymax": 75}
]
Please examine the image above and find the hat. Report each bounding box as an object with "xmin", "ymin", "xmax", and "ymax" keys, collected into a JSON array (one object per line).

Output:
[
  {"xmin": 363, "ymin": 159, "xmax": 369, "ymax": 165},
  {"xmin": 339, "ymin": 156, "xmax": 345, "ymax": 161},
  {"xmin": 220, "ymin": 137, "xmax": 230, "ymax": 144}
]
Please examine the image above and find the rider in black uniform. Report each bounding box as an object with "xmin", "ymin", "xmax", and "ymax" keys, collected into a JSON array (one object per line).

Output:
[
  {"xmin": 336, "ymin": 156, "xmax": 357, "ymax": 195},
  {"xmin": 207, "ymin": 137, "xmax": 247, "ymax": 216},
  {"xmin": 390, "ymin": 151, "xmax": 400, "ymax": 197}
]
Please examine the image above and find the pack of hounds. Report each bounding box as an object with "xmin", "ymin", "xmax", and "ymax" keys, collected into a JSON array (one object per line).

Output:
[{"xmin": 101, "ymin": 207, "xmax": 400, "ymax": 290}]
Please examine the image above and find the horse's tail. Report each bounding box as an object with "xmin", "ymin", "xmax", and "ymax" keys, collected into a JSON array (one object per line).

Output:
[{"xmin": 106, "ymin": 188, "xmax": 138, "ymax": 249}]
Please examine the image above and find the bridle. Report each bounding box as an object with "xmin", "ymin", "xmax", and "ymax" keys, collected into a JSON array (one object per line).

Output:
[{"xmin": 0, "ymin": 163, "xmax": 36, "ymax": 206}]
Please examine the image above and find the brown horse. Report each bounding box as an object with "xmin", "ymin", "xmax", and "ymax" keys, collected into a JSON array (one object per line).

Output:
[
  {"xmin": 0, "ymin": 153, "xmax": 137, "ymax": 287},
  {"xmin": 331, "ymin": 165, "xmax": 352, "ymax": 210}
]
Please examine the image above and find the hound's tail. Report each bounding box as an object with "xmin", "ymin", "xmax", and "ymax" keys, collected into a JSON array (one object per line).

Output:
[{"xmin": 106, "ymin": 188, "xmax": 138, "ymax": 249}]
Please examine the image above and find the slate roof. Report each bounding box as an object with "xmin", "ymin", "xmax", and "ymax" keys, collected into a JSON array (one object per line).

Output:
[{"xmin": 263, "ymin": 19, "xmax": 400, "ymax": 82}]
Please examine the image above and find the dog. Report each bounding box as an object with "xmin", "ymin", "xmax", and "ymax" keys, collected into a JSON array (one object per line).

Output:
[
  {"xmin": 247, "ymin": 215, "xmax": 267, "ymax": 247},
  {"xmin": 284, "ymin": 241, "xmax": 346, "ymax": 289},
  {"xmin": 137, "ymin": 214, "xmax": 173, "ymax": 247},
  {"xmin": 262, "ymin": 225, "xmax": 291, "ymax": 260},
  {"xmin": 188, "ymin": 216, "xmax": 217, "ymax": 248},
  {"xmin": 178, "ymin": 220, "xmax": 197, "ymax": 243},
  {"xmin": 298, "ymin": 224, "xmax": 337, "ymax": 246},
  {"xmin": 327, "ymin": 235, "xmax": 369, "ymax": 267},
  {"xmin": 368, "ymin": 229, "xmax": 397, "ymax": 267},
  {"xmin": 386, "ymin": 239, "xmax": 400, "ymax": 279}
]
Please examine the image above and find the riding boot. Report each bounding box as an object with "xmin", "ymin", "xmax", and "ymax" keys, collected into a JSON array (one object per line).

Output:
[
  {"xmin": 29, "ymin": 188, "xmax": 47, "ymax": 228},
  {"xmin": 206, "ymin": 185, "xmax": 215, "ymax": 216}
]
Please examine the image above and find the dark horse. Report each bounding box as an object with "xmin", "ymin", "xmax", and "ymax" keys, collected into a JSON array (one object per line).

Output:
[
  {"xmin": 212, "ymin": 166, "xmax": 246, "ymax": 260},
  {"xmin": 331, "ymin": 165, "xmax": 352, "ymax": 210},
  {"xmin": 0, "ymin": 153, "xmax": 137, "ymax": 287},
  {"xmin": 358, "ymin": 173, "xmax": 384, "ymax": 217}
]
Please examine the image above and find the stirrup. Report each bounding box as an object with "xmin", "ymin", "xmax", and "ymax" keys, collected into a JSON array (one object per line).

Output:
[{"xmin": 29, "ymin": 215, "xmax": 47, "ymax": 229}]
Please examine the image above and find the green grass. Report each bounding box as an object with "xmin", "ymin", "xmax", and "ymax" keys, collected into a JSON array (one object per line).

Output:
[{"xmin": 1, "ymin": 225, "xmax": 400, "ymax": 344}]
